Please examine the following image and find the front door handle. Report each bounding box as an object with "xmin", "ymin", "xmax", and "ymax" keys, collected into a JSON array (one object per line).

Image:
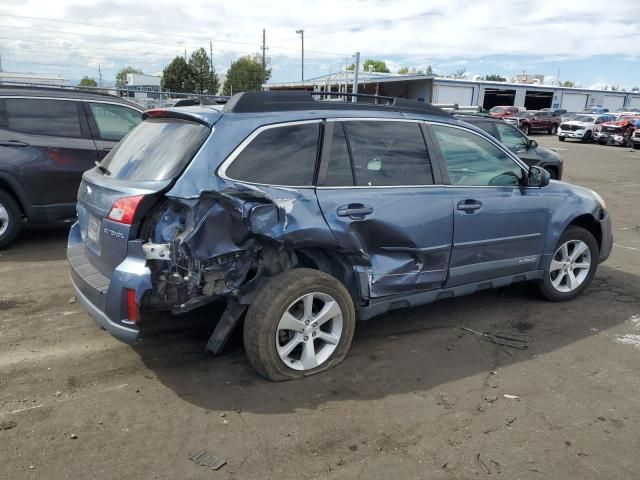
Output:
[
  {"xmin": 0, "ymin": 140, "xmax": 30, "ymax": 147},
  {"xmin": 337, "ymin": 203, "xmax": 374, "ymax": 219},
  {"xmin": 457, "ymin": 199, "xmax": 483, "ymax": 213}
]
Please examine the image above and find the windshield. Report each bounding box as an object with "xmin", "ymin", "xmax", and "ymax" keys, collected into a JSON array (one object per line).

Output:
[
  {"xmin": 99, "ymin": 118, "xmax": 210, "ymax": 181},
  {"xmin": 489, "ymin": 107, "xmax": 506, "ymax": 113},
  {"xmin": 572, "ymin": 115, "xmax": 596, "ymax": 123}
]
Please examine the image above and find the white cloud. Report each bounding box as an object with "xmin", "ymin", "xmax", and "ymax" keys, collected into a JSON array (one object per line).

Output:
[{"xmin": 0, "ymin": 0, "xmax": 639, "ymax": 83}]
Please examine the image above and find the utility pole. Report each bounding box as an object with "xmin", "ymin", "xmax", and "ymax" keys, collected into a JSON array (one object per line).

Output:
[
  {"xmin": 184, "ymin": 49, "xmax": 187, "ymax": 61},
  {"xmin": 0, "ymin": 53, "xmax": 3, "ymax": 72},
  {"xmin": 295, "ymin": 29, "xmax": 304, "ymax": 82},
  {"xmin": 98, "ymin": 64, "xmax": 102, "ymax": 87},
  {"xmin": 209, "ymin": 40, "xmax": 214, "ymax": 93},
  {"xmin": 352, "ymin": 51, "xmax": 360, "ymax": 102},
  {"xmin": 261, "ymin": 29, "xmax": 266, "ymax": 88}
]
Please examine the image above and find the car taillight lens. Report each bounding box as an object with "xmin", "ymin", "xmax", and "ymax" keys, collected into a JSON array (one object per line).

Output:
[
  {"xmin": 107, "ymin": 195, "xmax": 145, "ymax": 225},
  {"xmin": 125, "ymin": 288, "xmax": 139, "ymax": 324}
]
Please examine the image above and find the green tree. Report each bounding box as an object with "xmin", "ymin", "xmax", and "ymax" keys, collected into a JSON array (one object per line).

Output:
[
  {"xmin": 398, "ymin": 67, "xmax": 409, "ymax": 74},
  {"xmin": 222, "ymin": 54, "xmax": 271, "ymax": 95},
  {"xmin": 115, "ymin": 66, "xmax": 143, "ymax": 87},
  {"xmin": 450, "ymin": 67, "xmax": 467, "ymax": 79},
  {"xmin": 78, "ymin": 76, "xmax": 97, "ymax": 87},
  {"xmin": 188, "ymin": 47, "xmax": 219, "ymax": 94},
  {"xmin": 484, "ymin": 74, "xmax": 506, "ymax": 82},
  {"xmin": 426, "ymin": 65, "xmax": 434, "ymax": 76},
  {"xmin": 561, "ymin": 80, "xmax": 576, "ymax": 87},
  {"xmin": 161, "ymin": 56, "xmax": 192, "ymax": 92},
  {"xmin": 347, "ymin": 59, "xmax": 390, "ymax": 73},
  {"xmin": 632, "ymin": 86, "xmax": 639, "ymax": 92}
]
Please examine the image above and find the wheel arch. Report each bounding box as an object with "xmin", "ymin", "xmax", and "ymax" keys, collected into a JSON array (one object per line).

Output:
[
  {"xmin": 0, "ymin": 172, "xmax": 29, "ymax": 217},
  {"xmin": 567, "ymin": 213, "xmax": 602, "ymax": 252}
]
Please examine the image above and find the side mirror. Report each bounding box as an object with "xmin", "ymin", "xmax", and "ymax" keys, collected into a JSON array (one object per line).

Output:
[
  {"xmin": 527, "ymin": 165, "xmax": 550, "ymax": 187},
  {"xmin": 528, "ymin": 139, "xmax": 538, "ymax": 149}
]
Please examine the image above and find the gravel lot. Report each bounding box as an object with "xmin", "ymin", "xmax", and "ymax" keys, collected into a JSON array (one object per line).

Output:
[{"xmin": 1, "ymin": 137, "xmax": 639, "ymax": 480}]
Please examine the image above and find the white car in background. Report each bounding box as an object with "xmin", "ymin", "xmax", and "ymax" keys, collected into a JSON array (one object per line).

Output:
[{"xmin": 557, "ymin": 113, "xmax": 613, "ymax": 142}]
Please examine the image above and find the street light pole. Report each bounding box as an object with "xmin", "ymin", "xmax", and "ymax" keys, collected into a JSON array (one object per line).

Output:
[{"xmin": 295, "ymin": 29, "xmax": 304, "ymax": 82}]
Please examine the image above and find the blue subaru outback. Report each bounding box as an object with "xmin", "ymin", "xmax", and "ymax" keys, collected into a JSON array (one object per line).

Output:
[{"xmin": 68, "ymin": 91, "xmax": 613, "ymax": 381}]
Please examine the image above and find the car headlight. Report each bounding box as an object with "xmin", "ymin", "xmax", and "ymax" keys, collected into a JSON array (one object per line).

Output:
[{"xmin": 590, "ymin": 190, "xmax": 606, "ymax": 210}]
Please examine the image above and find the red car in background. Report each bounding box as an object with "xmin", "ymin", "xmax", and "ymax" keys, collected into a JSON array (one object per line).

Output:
[
  {"xmin": 489, "ymin": 105, "xmax": 520, "ymax": 118},
  {"xmin": 504, "ymin": 110, "xmax": 562, "ymax": 135},
  {"xmin": 593, "ymin": 115, "xmax": 640, "ymax": 146}
]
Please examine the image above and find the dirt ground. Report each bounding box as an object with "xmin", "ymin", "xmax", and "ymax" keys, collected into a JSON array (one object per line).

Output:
[{"xmin": 1, "ymin": 137, "xmax": 639, "ymax": 480}]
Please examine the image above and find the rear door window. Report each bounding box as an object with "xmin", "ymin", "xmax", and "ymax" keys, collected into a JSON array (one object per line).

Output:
[
  {"xmin": 88, "ymin": 102, "xmax": 142, "ymax": 141},
  {"xmin": 3, "ymin": 98, "xmax": 82, "ymax": 137},
  {"xmin": 99, "ymin": 118, "xmax": 210, "ymax": 181},
  {"xmin": 324, "ymin": 120, "xmax": 433, "ymax": 186},
  {"xmin": 225, "ymin": 122, "xmax": 320, "ymax": 186}
]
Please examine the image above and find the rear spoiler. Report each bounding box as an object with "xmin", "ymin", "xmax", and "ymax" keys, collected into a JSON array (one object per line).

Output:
[{"xmin": 142, "ymin": 108, "xmax": 221, "ymax": 128}]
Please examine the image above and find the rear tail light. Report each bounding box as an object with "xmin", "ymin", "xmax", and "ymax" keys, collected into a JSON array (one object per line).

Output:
[
  {"xmin": 125, "ymin": 288, "xmax": 139, "ymax": 324},
  {"xmin": 107, "ymin": 195, "xmax": 145, "ymax": 225}
]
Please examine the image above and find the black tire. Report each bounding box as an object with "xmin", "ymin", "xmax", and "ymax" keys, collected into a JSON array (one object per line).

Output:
[
  {"xmin": 558, "ymin": 136, "xmax": 566, "ymax": 142},
  {"xmin": 523, "ymin": 125, "xmax": 531, "ymax": 135},
  {"xmin": 549, "ymin": 124, "xmax": 558, "ymax": 135},
  {"xmin": 538, "ymin": 226, "xmax": 599, "ymax": 302},
  {"xmin": 0, "ymin": 190, "xmax": 22, "ymax": 249},
  {"xmin": 582, "ymin": 131, "xmax": 592, "ymax": 143},
  {"xmin": 243, "ymin": 268, "xmax": 356, "ymax": 381},
  {"xmin": 634, "ymin": 143, "xmax": 640, "ymax": 150}
]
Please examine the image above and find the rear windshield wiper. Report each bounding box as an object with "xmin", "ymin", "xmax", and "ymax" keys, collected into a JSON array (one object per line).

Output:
[{"xmin": 95, "ymin": 161, "xmax": 111, "ymax": 176}]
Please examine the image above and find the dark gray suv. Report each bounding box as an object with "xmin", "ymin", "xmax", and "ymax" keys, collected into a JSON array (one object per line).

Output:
[
  {"xmin": 0, "ymin": 86, "xmax": 143, "ymax": 247},
  {"xmin": 68, "ymin": 91, "xmax": 613, "ymax": 381}
]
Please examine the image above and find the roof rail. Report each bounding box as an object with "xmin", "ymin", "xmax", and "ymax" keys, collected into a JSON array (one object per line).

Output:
[{"xmin": 223, "ymin": 90, "xmax": 451, "ymax": 117}]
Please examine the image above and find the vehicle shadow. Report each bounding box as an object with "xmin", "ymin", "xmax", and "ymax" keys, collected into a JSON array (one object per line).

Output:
[
  {"xmin": 1, "ymin": 221, "xmax": 71, "ymax": 262},
  {"xmin": 133, "ymin": 265, "xmax": 639, "ymax": 414}
]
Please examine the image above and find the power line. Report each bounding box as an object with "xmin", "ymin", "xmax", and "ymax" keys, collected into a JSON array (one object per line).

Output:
[{"xmin": 0, "ymin": 13, "xmax": 350, "ymax": 56}]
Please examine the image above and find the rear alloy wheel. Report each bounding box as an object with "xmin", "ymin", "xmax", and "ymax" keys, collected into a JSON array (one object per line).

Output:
[
  {"xmin": 0, "ymin": 190, "xmax": 22, "ymax": 249},
  {"xmin": 538, "ymin": 226, "xmax": 598, "ymax": 301},
  {"xmin": 549, "ymin": 124, "xmax": 558, "ymax": 135},
  {"xmin": 243, "ymin": 268, "xmax": 355, "ymax": 381}
]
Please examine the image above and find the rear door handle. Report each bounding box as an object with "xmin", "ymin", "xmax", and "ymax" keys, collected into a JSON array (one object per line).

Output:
[
  {"xmin": 337, "ymin": 203, "xmax": 374, "ymax": 219},
  {"xmin": 0, "ymin": 140, "xmax": 29, "ymax": 147},
  {"xmin": 457, "ymin": 199, "xmax": 483, "ymax": 212}
]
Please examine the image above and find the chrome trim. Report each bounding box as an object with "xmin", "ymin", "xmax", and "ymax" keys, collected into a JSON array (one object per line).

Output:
[
  {"xmin": 217, "ymin": 119, "xmax": 323, "ymax": 188},
  {"xmin": 454, "ymin": 232, "xmax": 542, "ymax": 248}
]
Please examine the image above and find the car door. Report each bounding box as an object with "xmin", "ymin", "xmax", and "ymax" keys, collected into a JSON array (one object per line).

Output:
[
  {"xmin": 84, "ymin": 101, "xmax": 143, "ymax": 158},
  {"xmin": 427, "ymin": 122, "xmax": 548, "ymax": 287},
  {"xmin": 0, "ymin": 97, "xmax": 97, "ymax": 206},
  {"xmin": 316, "ymin": 119, "xmax": 454, "ymax": 297},
  {"xmin": 494, "ymin": 122, "xmax": 539, "ymax": 166}
]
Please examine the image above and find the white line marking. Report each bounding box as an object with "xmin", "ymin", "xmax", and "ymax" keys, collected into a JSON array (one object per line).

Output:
[
  {"xmin": 614, "ymin": 243, "xmax": 640, "ymax": 253},
  {"xmin": 7, "ymin": 404, "xmax": 44, "ymax": 415}
]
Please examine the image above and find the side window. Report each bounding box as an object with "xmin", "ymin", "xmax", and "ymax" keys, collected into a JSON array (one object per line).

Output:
[
  {"xmin": 340, "ymin": 121, "xmax": 433, "ymax": 186},
  {"xmin": 431, "ymin": 124, "xmax": 523, "ymax": 187},
  {"xmin": 226, "ymin": 122, "xmax": 320, "ymax": 186},
  {"xmin": 88, "ymin": 103, "xmax": 142, "ymax": 141},
  {"xmin": 495, "ymin": 123, "xmax": 529, "ymax": 151},
  {"xmin": 471, "ymin": 121, "xmax": 497, "ymax": 137},
  {"xmin": 4, "ymin": 98, "xmax": 82, "ymax": 137}
]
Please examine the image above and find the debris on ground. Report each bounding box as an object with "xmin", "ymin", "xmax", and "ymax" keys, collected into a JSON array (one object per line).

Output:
[
  {"xmin": 0, "ymin": 420, "xmax": 17, "ymax": 430},
  {"xmin": 68, "ymin": 296, "xmax": 76, "ymax": 304},
  {"xmin": 189, "ymin": 450, "xmax": 226, "ymax": 471},
  {"xmin": 461, "ymin": 327, "xmax": 530, "ymax": 350},
  {"xmin": 503, "ymin": 394, "xmax": 520, "ymax": 400},
  {"xmin": 70, "ymin": 434, "xmax": 78, "ymax": 439}
]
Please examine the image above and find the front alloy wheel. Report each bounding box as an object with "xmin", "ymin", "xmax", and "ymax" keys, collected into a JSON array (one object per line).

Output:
[
  {"xmin": 549, "ymin": 240, "xmax": 591, "ymax": 292},
  {"xmin": 538, "ymin": 226, "xmax": 598, "ymax": 301}
]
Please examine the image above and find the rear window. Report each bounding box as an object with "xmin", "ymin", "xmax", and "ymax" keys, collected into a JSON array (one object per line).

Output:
[{"xmin": 99, "ymin": 118, "xmax": 209, "ymax": 181}]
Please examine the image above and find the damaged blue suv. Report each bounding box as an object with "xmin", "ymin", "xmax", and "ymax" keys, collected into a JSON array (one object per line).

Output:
[{"xmin": 68, "ymin": 91, "xmax": 613, "ymax": 381}]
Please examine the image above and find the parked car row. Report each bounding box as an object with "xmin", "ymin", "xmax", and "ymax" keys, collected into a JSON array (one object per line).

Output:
[{"xmin": 559, "ymin": 111, "xmax": 640, "ymax": 148}]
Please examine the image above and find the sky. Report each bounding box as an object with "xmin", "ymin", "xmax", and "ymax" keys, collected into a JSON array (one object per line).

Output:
[{"xmin": 0, "ymin": 0, "xmax": 639, "ymax": 89}]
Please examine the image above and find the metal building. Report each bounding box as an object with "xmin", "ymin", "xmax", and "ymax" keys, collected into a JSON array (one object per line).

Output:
[{"xmin": 265, "ymin": 73, "xmax": 640, "ymax": 111}]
